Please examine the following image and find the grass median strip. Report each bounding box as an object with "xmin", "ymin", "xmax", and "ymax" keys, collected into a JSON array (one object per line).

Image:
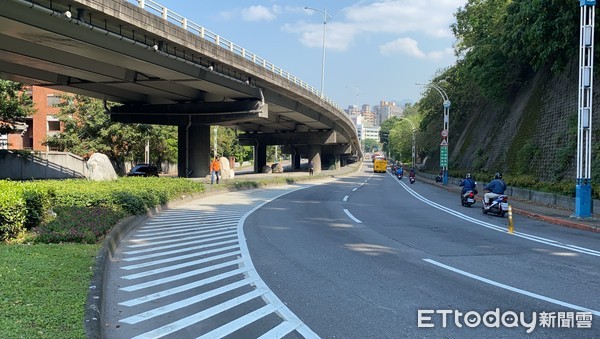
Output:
[{"xmin": 0, "ymin": 243, "xmax": 99, "ymax": 339}]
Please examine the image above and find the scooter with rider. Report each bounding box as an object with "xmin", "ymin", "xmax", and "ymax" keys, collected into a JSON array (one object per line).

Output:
[{"xmin": 459, "ymin": 173, "xmax": 477, "ymax": 207}]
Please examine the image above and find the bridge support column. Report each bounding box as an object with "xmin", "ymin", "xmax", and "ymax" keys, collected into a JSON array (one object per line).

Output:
[
  {"xmin": 308, "ymin": 145, "xmax": 322, "ymax": 174},
  {"xmin": 254, "ymin": 143, "xmax": 267, "ymax": 173},
  {"xmin": 292, "ymin": 151, "xmax": 302, "ymax": 170},
  {"xmin": 178, "ymin": 125, "xmax": 210, "ymax": 178}
]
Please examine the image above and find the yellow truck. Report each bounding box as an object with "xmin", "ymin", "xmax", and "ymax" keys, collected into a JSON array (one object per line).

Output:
[{"xmin": 373, "ymin": 157, "xmax": 387, "ymax": 173}]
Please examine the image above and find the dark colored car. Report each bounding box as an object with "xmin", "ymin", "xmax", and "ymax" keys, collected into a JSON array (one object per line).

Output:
[{"xmin": 126, "ymin": 164, "xmax": 159, "ymax": 177}]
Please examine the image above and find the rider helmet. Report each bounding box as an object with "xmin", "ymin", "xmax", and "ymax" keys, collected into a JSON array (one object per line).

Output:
[
  {"xmin": 465, "ymin": 173, "xmax": 471, "ymax": 179},
  {"xmin": 494, "ymin": 172, "xmax": 502, "ymax": 179}
]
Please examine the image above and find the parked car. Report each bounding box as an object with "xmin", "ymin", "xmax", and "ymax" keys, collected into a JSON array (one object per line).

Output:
[{"xmin": 126, "ymin": 164, "xmax": 159, "ymax": 177}]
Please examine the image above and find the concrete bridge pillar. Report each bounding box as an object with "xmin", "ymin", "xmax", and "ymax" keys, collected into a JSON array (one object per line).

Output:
[
  {"xmin": 308, "ymin": 145, "xmax": 322, "ymax": 174},
  {"xmin": 254, "ymin": 143, "xmax": 267, "ymax": 173},
  {"xmin": 178, "ymin": 125, "xmax": 210, "ymax": 178},
  {"xmin": 292, "ymin": 151, "xmax": 301, "ymax": 170}
]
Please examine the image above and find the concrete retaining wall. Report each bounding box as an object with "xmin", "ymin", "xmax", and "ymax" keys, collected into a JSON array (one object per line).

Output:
[
  {"xmin": 0, "ymin": 151, "xmax": 86, "ymax": 179},
  {"xmin": 418, "ymin": 172, "xmax": 599, "ymax": 213}
]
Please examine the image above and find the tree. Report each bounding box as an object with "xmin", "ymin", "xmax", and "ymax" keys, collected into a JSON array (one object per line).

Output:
[
  {"xmin": 212, "ymin": 126, "xmax": 251, "ymax": 162},
  {"xmin": 363, "ymin": 139, "xmax": 379, "ymax": 153},
  {"xmin": 0, "ymin": 80, "xmax": 34, "ymax": 134},
  {"xmin": 44, "ymin": 94, "xmax": 178, "ymax": 174}
]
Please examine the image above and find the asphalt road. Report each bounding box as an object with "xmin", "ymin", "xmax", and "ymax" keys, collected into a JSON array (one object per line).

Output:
[
  {"xmin": 245, "ymin": 162, "xmax": 600, "ymax": 338},
  {"xmin": 102, "ymin": 162, "xmax": 600, "ymax": 338}
]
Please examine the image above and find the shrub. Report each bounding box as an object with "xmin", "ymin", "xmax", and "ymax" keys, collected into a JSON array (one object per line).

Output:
[
  {"xmin": 32, "ymin": 205, "xmax": 125, "ymax": 244},
  {"xmin": 0, "ymin": 188, "xmax": 27, "ymax": 241},
  {"xmin": 111, "ymin": 191, "xmax": 146, "ymax": 215},
  {"xmin": 22, "ymin": 185, "xmax": 54, "ymax": 230}
]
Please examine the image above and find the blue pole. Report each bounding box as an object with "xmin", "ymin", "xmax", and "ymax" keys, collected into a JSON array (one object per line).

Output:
[{"xmin": 574, "ymin": 0, "xmax": 595, "ymax": 218}]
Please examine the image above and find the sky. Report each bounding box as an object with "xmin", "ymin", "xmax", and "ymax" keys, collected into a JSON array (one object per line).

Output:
[{"xmin": 142, "ymin": 0, "xmax": 467, "ymax": 109}]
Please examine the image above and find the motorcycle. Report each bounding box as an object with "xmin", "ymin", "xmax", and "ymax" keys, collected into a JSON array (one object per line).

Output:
[
  {"xmin": 461, "ymin": 190, "xmax": 476, "ymax": 207},
  {"xmin": 482, "ymin": 195, "xmax": 509, "ymax": 217},
  {"xmin": 397, "ymin": 172, "xmax": 403, "ymax": 180},
  {"xmin": 409, "ymin": 175, "xmax": 415, "ymax": 184},
  {"xmin": 435, "ymin": 174, "xmax": 443, "ymax": 183}
]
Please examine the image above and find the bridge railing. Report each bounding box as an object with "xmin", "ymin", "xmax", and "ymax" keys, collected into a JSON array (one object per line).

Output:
[{"xmin": 132, "ymin": 0, "xmax": 345, "ymax": 115}]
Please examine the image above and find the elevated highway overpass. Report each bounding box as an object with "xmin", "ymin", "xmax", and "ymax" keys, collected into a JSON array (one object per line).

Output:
[{"xmin": 0, "ymin": 0, "xmax": 361, "ymax": 177}]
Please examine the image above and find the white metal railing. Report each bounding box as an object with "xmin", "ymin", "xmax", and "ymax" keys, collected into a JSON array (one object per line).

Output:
[{"xmin": 131, "ymin": 0, "xmax": 345, "ymax": 114}]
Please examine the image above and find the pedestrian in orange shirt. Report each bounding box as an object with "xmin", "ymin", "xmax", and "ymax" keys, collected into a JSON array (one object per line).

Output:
[{"xmin": 210, "ymin": 156, "xmax": 220, "ymax": 184}]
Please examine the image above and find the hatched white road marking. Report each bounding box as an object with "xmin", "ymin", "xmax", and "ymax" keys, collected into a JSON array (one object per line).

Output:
[{"xmin": 112, "ymin": 186, "xmax": 320, "ymax": 338}]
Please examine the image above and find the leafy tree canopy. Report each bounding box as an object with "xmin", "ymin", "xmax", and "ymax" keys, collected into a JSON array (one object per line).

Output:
[{"xmin": 0, "ymin": 80, "xmax": 34, "ymax": 134}]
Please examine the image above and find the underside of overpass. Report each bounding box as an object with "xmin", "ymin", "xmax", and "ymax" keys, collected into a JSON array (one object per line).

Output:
[{"xmin": 0, "ymin": 0, "xmax": 361, "ymax": 177}]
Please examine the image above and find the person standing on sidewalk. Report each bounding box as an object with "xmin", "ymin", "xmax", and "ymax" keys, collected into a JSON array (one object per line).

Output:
[
  {"xmin": 308, "ymin": 160, "xmax": 314, "ymax": 176},
  {"xmin": 210, "ymin": 156, "xmax": 221, "ymax": 184}
]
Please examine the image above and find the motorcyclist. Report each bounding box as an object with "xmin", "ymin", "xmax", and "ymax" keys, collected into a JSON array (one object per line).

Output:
[
  {"xmin": 483, "ymin": 172, "xmax": 507, "ymax": 208},
  {"xmin": 396, "ymin": 166, "xmax": 404, "ymax": 177},
  {"xmin": 435, "ymin": 170, "xmax": 443, "ymax": 182},
  {"xmin": 459, "ymin": 173, "xmax": 477, "ymax": 196},
  {"xmin": 409, "ymin": 168, "xmax": 415, "ymax": 178}
]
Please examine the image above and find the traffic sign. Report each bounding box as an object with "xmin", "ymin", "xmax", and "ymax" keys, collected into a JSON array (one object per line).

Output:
[
  {"xmin": 441, "ymin": 130, "xmax": 448, "ymax": 138},
  {"xmin": 440, "ymin": 139, "xmax": 448, "ymax": 146},
  {"xmin": 440, "ymin": 145, "xmax": 448, "ymax": 167}
]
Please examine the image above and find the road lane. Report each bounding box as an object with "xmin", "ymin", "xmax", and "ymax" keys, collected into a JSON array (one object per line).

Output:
[{"xmin": 245, "ymin": 162, "xmax": 600, "ymax": 337}]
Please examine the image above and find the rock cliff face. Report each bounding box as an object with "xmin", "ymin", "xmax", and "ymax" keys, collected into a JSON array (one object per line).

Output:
[{"xmin": 433, "ymin": 59, "xmax": 598, "ymax": 182}]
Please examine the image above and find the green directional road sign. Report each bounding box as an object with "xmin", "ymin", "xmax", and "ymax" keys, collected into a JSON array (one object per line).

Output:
[{"xmin": 440, "ymin": 145, "xmax": 448, "ymax": 167}]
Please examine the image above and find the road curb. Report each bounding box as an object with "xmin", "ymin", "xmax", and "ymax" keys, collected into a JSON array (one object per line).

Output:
[
  {"xmin": 85, "ymin": 162, "xmax": 362, "ymax": 338},
  {"xmin": 511, "ymin": 207, "xmax": 600, "ymax": 233},
  {"xmin": 415, "ymin": 173, "xmax": 600, "ymax": 233}
]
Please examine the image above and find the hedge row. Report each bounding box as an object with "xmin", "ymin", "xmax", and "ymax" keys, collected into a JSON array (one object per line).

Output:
[{"xmin": 0, "ymin": 177, "xmax": 204, "ymax": 243}]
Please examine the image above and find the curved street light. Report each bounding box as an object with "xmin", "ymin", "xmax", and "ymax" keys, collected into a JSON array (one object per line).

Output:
[
  {"xmin": 400, "ymin": 117, "xmax": 417, "ymax": 169},
  {"xmin": 304, "ymin": 6, "xmax": 332, "ymax": 99},
  {"xmin": 416, "ymin": 82, "xmax": 450, "ymax": 185}
]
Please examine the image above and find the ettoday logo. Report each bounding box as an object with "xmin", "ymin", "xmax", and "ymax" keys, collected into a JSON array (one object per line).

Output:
[{"xmin": 417, "ymin": 309, "xmax": 593, "ymax": 333}]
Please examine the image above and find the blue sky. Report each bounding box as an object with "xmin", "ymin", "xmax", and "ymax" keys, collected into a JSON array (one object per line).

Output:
[{"xmin": 141, "ymin": 0, "xmax": 466, "ymax": 109}]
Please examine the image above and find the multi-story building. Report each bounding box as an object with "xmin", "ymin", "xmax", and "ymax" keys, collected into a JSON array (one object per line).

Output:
[
  {"xmin": 4, "ymin": 86, "xmax": 64, "ymax": 151},
  {"xmin": 377, "ymin": 101, "xmax": 404, "ymax": 125}
]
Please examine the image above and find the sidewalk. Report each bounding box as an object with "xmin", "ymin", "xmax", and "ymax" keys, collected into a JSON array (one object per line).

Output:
[{"xmin": 416, "ymin": 174, "xmax": 600, "ymax": 233}]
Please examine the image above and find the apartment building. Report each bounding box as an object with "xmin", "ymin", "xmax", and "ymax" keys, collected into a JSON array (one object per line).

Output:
[{"xmin": 3, "ymin": 86, "xmax": 63, "ymax": 151}]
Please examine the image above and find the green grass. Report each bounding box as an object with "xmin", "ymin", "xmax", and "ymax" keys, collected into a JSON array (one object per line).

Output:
[
  {"xmin": 0, "ymin": 243, "xmax": 99, "ymax": 339},
  {"xmin": 0, "ymin": 166, "xmax": 359, "ymax": 338}
]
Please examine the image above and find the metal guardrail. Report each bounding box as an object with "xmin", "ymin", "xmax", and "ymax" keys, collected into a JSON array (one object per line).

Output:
[{"xmin": 131, "ymin": 0, "xmax": 347, "ymax": 115}]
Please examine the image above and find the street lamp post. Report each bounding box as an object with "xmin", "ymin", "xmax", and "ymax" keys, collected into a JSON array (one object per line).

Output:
[
  {"xmin": 213, "ymin": 126, "xmax": 218, "ymax": 158},
  {"xmin": 400, "ymin": 117, "xmax": 417, "ymax": 168},
  {"xmin": 574, "ymin": 0, "xmax": 595, "ymax": 218},
  {"xmin": 346, "ymin": 85, "xmax": 360, "ymax": 113},
  {"xmin": 417, "ymin": 82, "xmax": 450, "ymax": 185},
  {"xmin": 305, "ymin": 6, "xmax": 331, "ymax": 99}
]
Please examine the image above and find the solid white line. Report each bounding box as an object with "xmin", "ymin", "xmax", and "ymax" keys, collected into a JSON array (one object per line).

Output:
[
  {"xmin": 343, "ymin": 195, "xmax": 348, "ymax": 202},
  {"xmin": 122, "ymin": 250, "xmax": 241, "ymax": 280},
  {"xmin": 119, "ymin": 258, "xmax": 243, "ymax": 292},
  {"xmin": 423, "ymin": 259, "xmax": 600, "ymax": 317},
  {"xmin": 197, "ymin": 303, "xmax": 278, "ymax": 339},
  {"xmin": 131, "ymin": 288, "xmax": 268, "ymax": 339},
  {"xmin": 119, "ymin": 268, "xmax": 252, "ymax": 307},
  {"xmin": 121, "ymin": 239, "xmax": 238, "ymax": 262},
  {"xmin": 120, "ymin": 245, "xmax": 240, "ymax": 270},
  {"xmin": 343, "ymin": 209, "xmax": 362, "ymax": 223},
  {"xmin": 394, "ymin": 174, "xmax": 600, "ymax": 257},
  {"xmin": 237, "ymin": 187, "xmax": 321, "ymax": 338}
]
